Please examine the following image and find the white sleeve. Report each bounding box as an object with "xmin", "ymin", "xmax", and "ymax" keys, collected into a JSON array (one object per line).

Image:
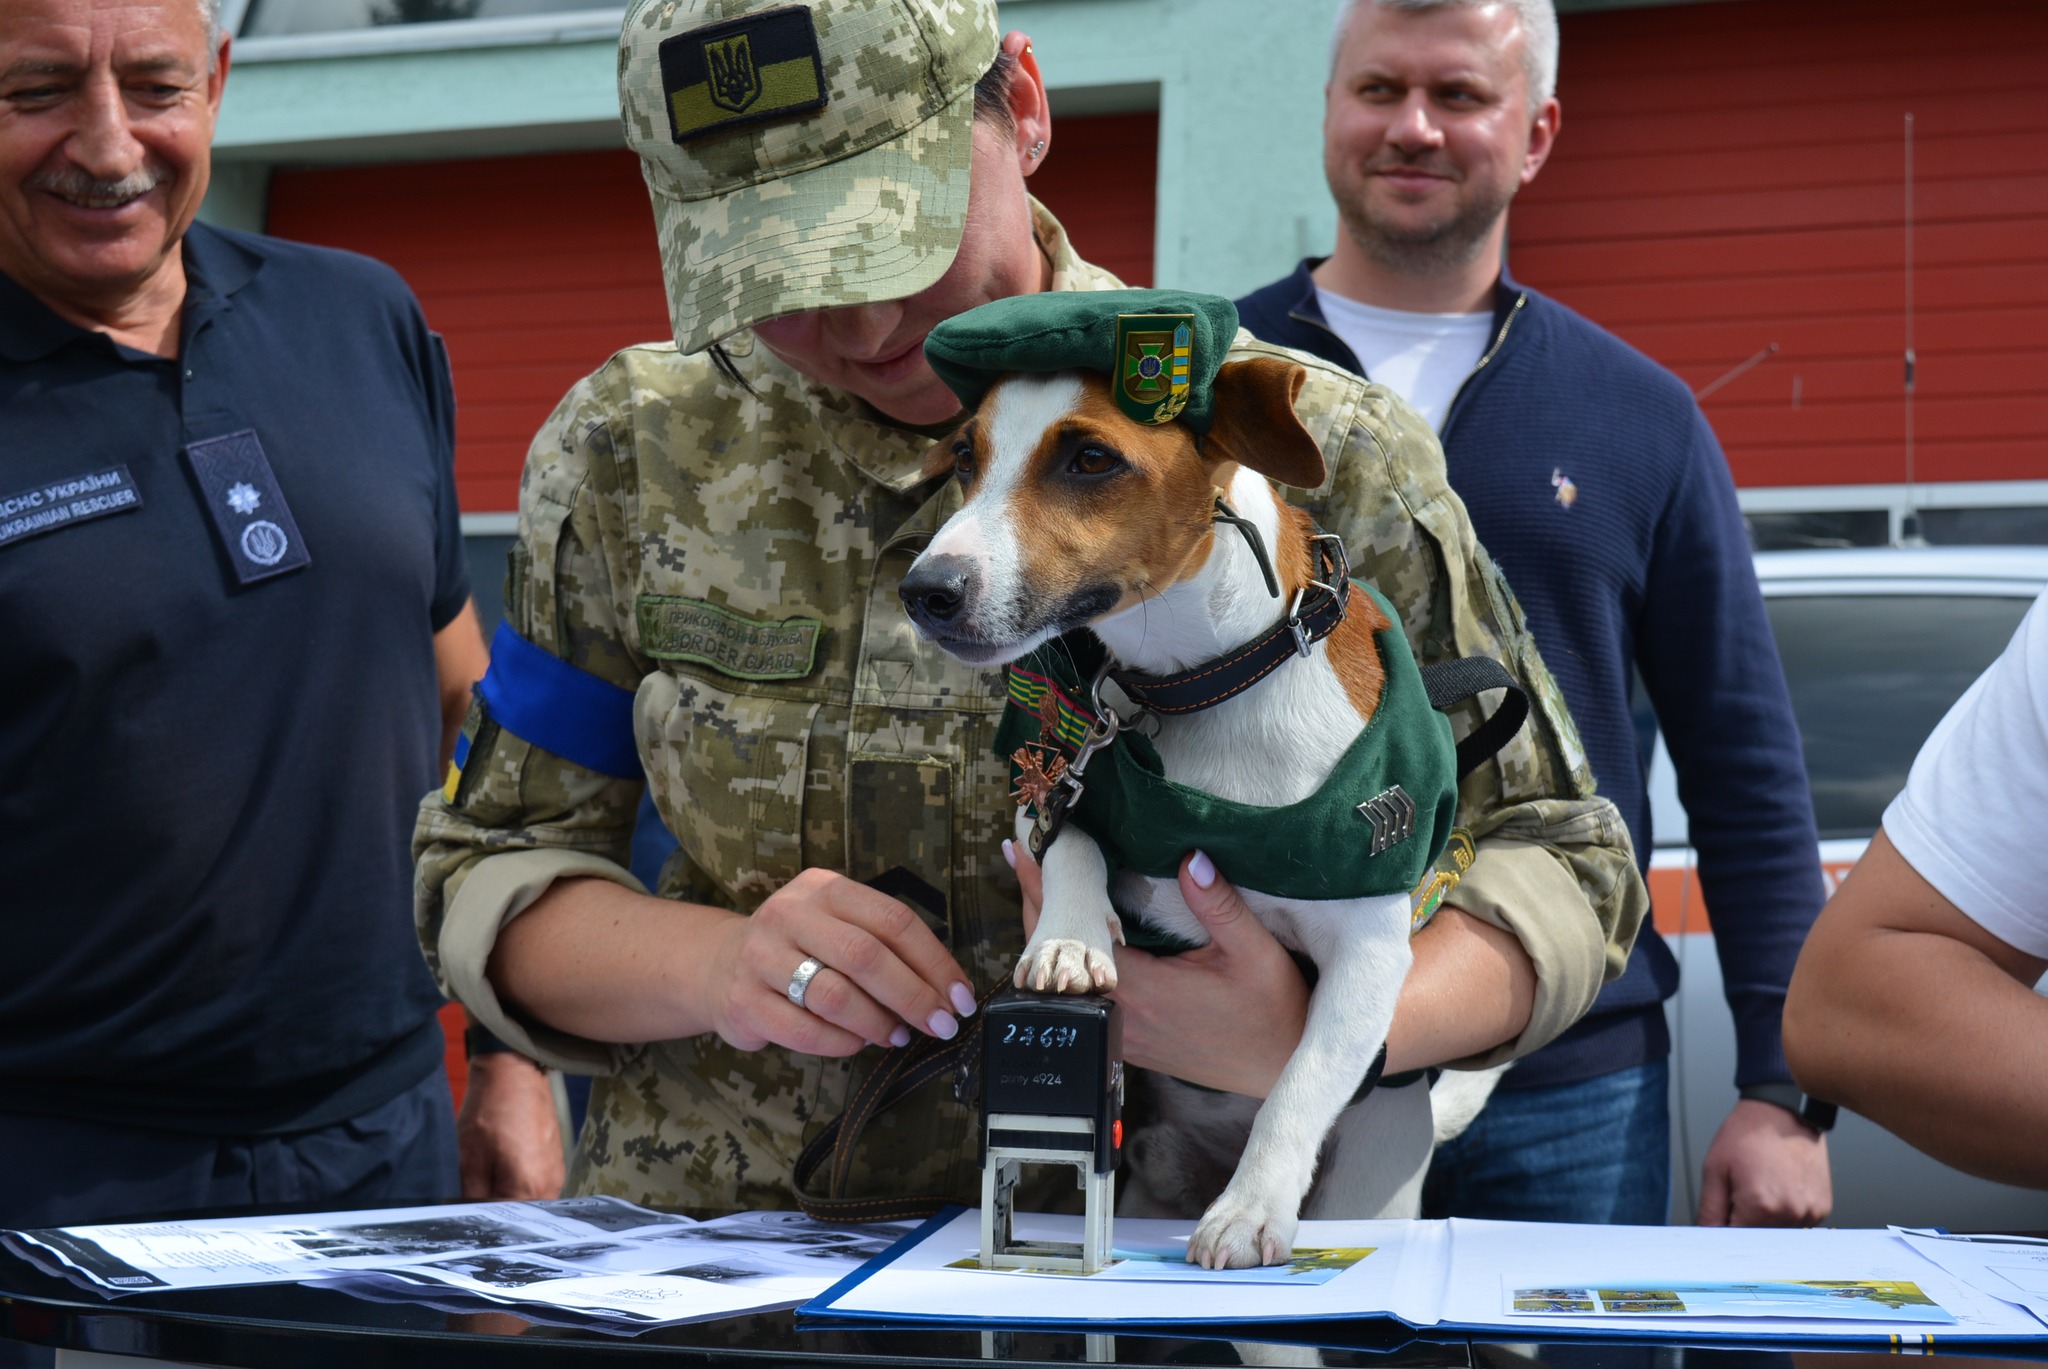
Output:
[{"xmin": 1883, "ymin": 589, "xmax": 2048, "ymax": 958}]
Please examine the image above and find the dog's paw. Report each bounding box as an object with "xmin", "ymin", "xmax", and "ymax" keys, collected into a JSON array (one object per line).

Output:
[
  {"xmin": 1012, "ymin": 937, "xmax": 1117, "ymax": 994},
  {"xmin": 1187, "ymin": 1193, "xmax": 1297, "ymax": 1270}
]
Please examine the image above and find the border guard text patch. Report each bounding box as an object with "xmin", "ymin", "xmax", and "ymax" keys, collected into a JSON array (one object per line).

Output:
[
  {"xmin": 638, "ymin": 595, "xmax": 822, "ymax": 681},
  {"xmin": 0, "ymin": 466, "xmax": 143, "ymax": 552},
  {"xmin": 660, "ymin": 4, "xmax": 829, "ymax": 144}
]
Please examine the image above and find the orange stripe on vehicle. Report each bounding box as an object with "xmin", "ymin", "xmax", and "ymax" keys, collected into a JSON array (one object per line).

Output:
[
  {"xmin": 1648, "ymin": 857, "xmax": 1863, "ymax": 939},
  {"xmin": 1648, "ymin": 864, "xmax": 1707, "ymax": 936}
]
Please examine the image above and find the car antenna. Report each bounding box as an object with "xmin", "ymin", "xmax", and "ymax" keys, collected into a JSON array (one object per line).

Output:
[{"xmin": 1898, "ymin": 111, "xmax": 1926, "ymax": 548}]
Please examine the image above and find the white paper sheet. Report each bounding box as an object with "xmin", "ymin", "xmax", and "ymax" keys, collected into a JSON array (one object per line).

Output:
[
  {"xmin": 309, "ymin": 1211, "xmax": 912, "ymax": 1326},
  {"xmin": 809, "ymin": 1209, "xmax": 1437, "ymax": 1326},
  {"xmin": 803, "ymin": 1209, "xmax": 2048, "ymax": 1341},
  {"xmin": 1437, "ymin": 1219, "xmax": 2042, "ymax": 1341},
  {"xmin": 1896, "ymin": 1229, "xmax": 2048, "ymax": 1328},
  {"xmin": 1, "ymin": 1198, "xmax": 912, "ymax": 1332},
  {"xmin": 3, "ymin": 1197, "xmax": 683, "ymax": 1293}
]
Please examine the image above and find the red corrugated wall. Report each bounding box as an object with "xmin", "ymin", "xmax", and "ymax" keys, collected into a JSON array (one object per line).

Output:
[
  {"xmin": 1509, "ymin": 0, "xmax": 2048, "ymax": 489},
  {"xmin": 267, "ymin": 113, "xmax": 1157, "ymax": 513}
]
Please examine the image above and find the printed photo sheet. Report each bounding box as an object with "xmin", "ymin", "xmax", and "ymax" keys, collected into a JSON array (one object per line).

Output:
[
  {"xmin": 3, "ymin": 1199, "xmax": 910, "ymax": 1326},
  {"xmin": 320, "ymin": 1211, "xmax": 914, "ymax": 1326},
  {"xmin": 3, "ymin": 1196, "xmax": 685, "ymax": 1293},
  {"xmin": 1437, "ymin": 1220, "xmax": 2043, "ymax": 1340},
  {"xmin": 808, "ymin": 1209, "xmax": 1436, "ymax": 1325},
  {"xmin": 805, "ymin": 1211, "xmax": 2048, "ymax": 1340},
  {"xmin": 1503, "ymin": 1279, "xmax": 1952, "ymax": 1323}
]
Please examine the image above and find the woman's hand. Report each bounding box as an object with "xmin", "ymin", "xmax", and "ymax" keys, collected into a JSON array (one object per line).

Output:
[
  {"xmin": 702, "ymin": 867, "xmax": 981, "ymax": 1056},
  {"xmin": 1005, "ymin": 840, "xmax": 1310, "ymax": 1096},
  {"xmin": 490, "ymin": 872, "xmax": 977, "ymax": 1054},
  {"xmin": 1001, "ymin": 839, "xmax": 1537, "ymax": 1093}
]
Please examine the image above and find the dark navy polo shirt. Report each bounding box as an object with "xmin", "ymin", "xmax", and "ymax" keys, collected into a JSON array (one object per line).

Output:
[{"xmin": 0, "ymin": 224, "xmax": 470, "ymax": 1133}]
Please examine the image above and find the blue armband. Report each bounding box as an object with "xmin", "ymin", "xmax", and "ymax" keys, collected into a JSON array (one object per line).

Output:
[{"xmin": 473, "ymin": 621, "xmax": 642, "ymax": 778}]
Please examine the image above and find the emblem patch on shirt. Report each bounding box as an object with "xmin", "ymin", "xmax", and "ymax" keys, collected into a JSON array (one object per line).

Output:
[
  {"xmin": 1551, "ymin": 468, "xmax": 1579, "ymax": 509},
  {"xmin": 659, "ymin": 6, "xmax": 829, "ymax": 145},
  {"xmin": 0, "ymin": 466, "xmax": 143, "ymax": 553},
  {"xmin": 184, "ymin": 429, "xmax": 311, "ymax": 586},
  {"xmin": 1113, "ymin": 313, "xmax": 1194, "ymax": 425},
  {"xmin": 637, "ymin": 595, "xmax": 822, "ymax": 681}
]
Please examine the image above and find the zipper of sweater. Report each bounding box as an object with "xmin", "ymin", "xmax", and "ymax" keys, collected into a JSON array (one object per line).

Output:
[
  {"xmin": 1286, "ymin": 306, "xmax": 1357, "ymax": 367},
  {"xmin": 1439, "ymin": 291, "xmax": 1528, "ymax": 444}
]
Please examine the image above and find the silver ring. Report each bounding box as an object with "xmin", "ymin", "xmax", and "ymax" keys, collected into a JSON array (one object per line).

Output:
[{"xmin": 786, "ymin": 956, "xmax": 826, "ymax": 1009}]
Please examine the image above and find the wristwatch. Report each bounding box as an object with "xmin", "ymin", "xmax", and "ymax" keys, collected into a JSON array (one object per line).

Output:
[{"xmin": 1740, "ymin": 1082, "xmax": 1839, "ymax": 1133}]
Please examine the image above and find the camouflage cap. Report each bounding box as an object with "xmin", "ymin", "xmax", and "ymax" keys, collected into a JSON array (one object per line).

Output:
[
  {"xmin": 924, "ymin": 288, "xmax": 1241, "ymax": 432},
  {"xmin": 618, "ymin": 0, "xmax": 999, "ymax": 354}
]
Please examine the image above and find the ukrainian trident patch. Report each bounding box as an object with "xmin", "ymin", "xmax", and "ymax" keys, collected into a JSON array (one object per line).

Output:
[
  {"xmin": 659, "ymin": 4, "xmax": 828, "ymax": 145},
  {"xmin": 1114, "ymin": 313, "xmax": 1195, "ymax": 425}
]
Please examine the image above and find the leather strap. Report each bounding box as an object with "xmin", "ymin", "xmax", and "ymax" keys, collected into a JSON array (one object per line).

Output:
[
  {"xmin": 1418, "ymin": 656, "xmax": 1530, "ymax": 781},
  {"xmin": 791, "ymin": 981, "xmax": 1005, "ymax": 1224},
  {"xmin": 1111, "ymin": 532, "xmax": 1352, "ymax": 716}
]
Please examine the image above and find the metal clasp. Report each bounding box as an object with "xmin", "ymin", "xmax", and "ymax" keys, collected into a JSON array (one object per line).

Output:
[
  {"xmin": 1286, "ymin": 583, "xmax": 1314, "ymax": 658},
  {"xmin": 1028, "ymin": 663, "xmax": 1126, "ymax": 861}
]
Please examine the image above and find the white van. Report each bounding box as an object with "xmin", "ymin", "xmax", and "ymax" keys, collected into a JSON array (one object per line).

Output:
[{"xmin": 1649, "ymin": 546, "xmax": 2048, "ymax": 1226}]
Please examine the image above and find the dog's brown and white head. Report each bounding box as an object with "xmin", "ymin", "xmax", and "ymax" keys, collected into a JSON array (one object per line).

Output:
[{"xmin": 900, "ymin": 355, "xmax": 1326, "ymax": 665}]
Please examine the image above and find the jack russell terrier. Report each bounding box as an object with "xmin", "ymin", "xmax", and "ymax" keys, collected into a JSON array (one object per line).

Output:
[{"xmin": 898, "ymin": 289, "xmax": 1522, "ymax": 1269}]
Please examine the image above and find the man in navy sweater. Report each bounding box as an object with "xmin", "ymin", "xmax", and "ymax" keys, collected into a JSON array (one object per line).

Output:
[{"xmin": 1238, "ymin": 0, "xmax": 1830, "ymax": 1225}]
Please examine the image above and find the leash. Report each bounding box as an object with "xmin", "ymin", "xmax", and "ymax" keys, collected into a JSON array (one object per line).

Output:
[{"xmin": 790, "ymin": 979, "xmax": 1007, "ymax": 1224}]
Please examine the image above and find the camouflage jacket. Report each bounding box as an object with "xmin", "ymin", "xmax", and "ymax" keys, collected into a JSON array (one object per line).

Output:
[{"xmin": 413, "ymin": 205, "xmax": 1647, "ymax": 1216}]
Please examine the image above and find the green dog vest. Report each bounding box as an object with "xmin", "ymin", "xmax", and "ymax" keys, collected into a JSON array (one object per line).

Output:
[{"xmin": 995, "ymin": 581, "xmax": 1458, "ymax": 905}]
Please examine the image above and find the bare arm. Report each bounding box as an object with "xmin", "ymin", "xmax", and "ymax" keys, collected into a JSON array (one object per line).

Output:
[
  {"xmin": 433, "ymin": 599, "xmax": 490, "ymax": 763},
  {"xmin": 458, "ymin": 1045, "xmax": 566, "ymax": 1201},
  {"xmin": 489, "ymin": 871, "xmax": 981, "ymax": 1059},
  {"xmin": 1009, "ymin": 842, "xmax": 1532, "ymax": 1097},
  {"xmin": 1784, "ymin": 827, "xmax": 2048, "ymax": 1188}
]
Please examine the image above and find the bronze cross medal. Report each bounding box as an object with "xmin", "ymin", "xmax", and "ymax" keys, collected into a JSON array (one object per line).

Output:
[{"xmin": 1011, "ymin": 664, "xmax": 1122, "ymax": 861}]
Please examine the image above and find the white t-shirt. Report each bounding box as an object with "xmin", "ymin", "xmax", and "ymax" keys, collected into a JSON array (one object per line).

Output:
[
  {"xmin": 1313, "ymin": 288, "xmax": 1494, "ymax": 432},
  {"xmin": 1885, "ymin": 588, "xmax": 2048, "ymax": 958}
]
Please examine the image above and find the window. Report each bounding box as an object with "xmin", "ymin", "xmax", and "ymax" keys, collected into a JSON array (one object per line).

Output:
[
  {"xmin": 239, "ymin": 0, "xmax": 618, "ymax": 40},
  {"xmin": 1767, "ymin": 594, "xmax": 2032, "ymax": 839}
]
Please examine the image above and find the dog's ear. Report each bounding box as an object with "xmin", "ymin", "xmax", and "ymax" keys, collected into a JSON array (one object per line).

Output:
[
  {"xmin": 1203, "ymin": 357, "xmax": 1327, "ymax": 492},
  {"xmin": 923, "ymin": 423, "xmax": 969, "ymax": 482}
]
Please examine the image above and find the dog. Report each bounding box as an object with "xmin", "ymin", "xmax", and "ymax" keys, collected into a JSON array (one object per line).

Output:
[{"xmin": 898, "ymin": 301, "xmax": 1477, "ymax": 1269}]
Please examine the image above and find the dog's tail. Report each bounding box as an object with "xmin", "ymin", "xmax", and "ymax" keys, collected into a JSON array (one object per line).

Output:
[{"xmin": 1429, "ymin": 1063, "xmax": 1510, "ymax": 1145}]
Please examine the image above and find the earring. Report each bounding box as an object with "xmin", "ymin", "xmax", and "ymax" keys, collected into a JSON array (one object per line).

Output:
[{"xmin": 1028, "ymin": 139, "xmax": 1045, "ymax": 160}]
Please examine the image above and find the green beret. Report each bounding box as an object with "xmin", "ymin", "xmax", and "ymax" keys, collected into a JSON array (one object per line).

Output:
[{"xmin": 924, "ymin": 289, "xmax": 1240, "ymax": 433}]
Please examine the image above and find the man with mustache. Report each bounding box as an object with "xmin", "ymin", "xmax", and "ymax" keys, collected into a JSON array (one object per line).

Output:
[
  {"xmin": 1238, "ymin": 0, "xmax": 1832, "ymax": 1228},
  {"xmin": 0, "ymin": 0, "xmax": 558, "ymax": 1257}
]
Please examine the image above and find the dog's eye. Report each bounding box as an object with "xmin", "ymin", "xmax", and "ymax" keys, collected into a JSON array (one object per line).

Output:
[
  {"xmin": 952, "ymin": 441, "xmax": 975, "ymax": 482},
  {"xmin": 1069, "ymin": 444, "xmax": 1122, "ymax": 477}
]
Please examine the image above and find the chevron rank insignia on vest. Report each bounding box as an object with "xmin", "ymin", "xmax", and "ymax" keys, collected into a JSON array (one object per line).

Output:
[{"xmin": 1356, "ymin": 785, "xmax": 1416, "ymax": 855}]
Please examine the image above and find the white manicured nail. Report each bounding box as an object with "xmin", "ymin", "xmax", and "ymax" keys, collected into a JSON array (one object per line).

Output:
[
  {"xmin": 950, "ymin": 982, "xmax": 977, "ymax": 1016},
  {"xmin": 1189, "ymin": 850, "xmax": 1217, "ymax": 889},
  {"xmin": 1001, "ymin": 838, "xmax": 1017, "ymax": 869},
  {"xmin": 928, "ymin": 1010, "xmax": 959, "ymax": 1040}
]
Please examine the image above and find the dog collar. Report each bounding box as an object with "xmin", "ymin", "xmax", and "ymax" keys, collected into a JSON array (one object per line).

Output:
[{"xmin": 1109, "ymin": 521, "xmax": 1351, "ymax": 717}]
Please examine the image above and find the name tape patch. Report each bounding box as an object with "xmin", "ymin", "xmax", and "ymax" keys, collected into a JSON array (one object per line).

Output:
[
  {"xmin": 183, "ymin": 429, "xmax": 310, "ymax": 586},
  {"xmin": 637, "ymin": 595, "xmax": 822, "ymax": 681},
  {"xmin": 0, "ymin": 466, "xmax": 143, "ymax": 552},
  {"xmin": 660, "ymin": 4, "xmax": 829, "ymax": 145}
]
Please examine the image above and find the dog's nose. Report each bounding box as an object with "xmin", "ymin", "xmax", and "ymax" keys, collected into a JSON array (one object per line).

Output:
[{"xmin": 900, "ymin": 555, "xmax": 974, "ymax": 630}]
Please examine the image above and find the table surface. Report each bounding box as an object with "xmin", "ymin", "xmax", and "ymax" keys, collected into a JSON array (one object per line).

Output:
[{"xmin": 8, "ymin": 1251, "xmax": 2048, "ymax": 1369}]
